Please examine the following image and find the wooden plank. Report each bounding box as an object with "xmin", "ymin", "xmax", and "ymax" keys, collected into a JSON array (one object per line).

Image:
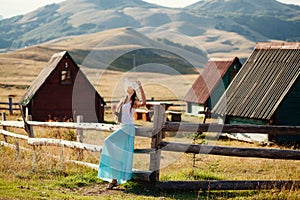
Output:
[
  {"xmin": 159, "ymin": 141, "xmax": 300, "ymax": 160},
  {"xmin": 3, "ymin": 120, "xmax": 300, "ymax": 137},
  {"xmin": 27, "ymin": 121, "xmax": 121, "ymax": 131},
  {"xmin": 1, "ymin": 130, "xmax": 152, "ymax": 154},
  {"xmin": 28, "ymin": 138, "xmax": 102, "ymax": 152},
  {"xmin": 0, "ymin": 130, "xmax": 28, "ymax": 140},
  {"xmin": 0, "ymin": 121, "xmax": 24, "ymax": 128},
  {"xmin": 0, "ymin": 121, "xmax": 153, "ymax": 138},
  {"xmin": 27, "ymin": 121, "xmax": 152, "ymax": 137},
  {"xmin": 134, "ymin": 148, "xmax": 155, "ymax": 154},
  {"xmin": 136, "ymin": 127, "xmax": 153, "ymax": 138},
  {"xmin": 156, "ymin": 180, "xmax": 300, "ymax": 190},
  {"xmin": 149, "ymin": 105, "xmax": 165, "ymax": 182},
  {"xmin": 0, "ymin": 108, "xmax": 19, "ymax": 111},
  {"xmin": 163, "ymin": 122, "xmax": 300, "ymax": 135},
  {"xmin": 1, "ymin": 112, "xmax": 8, "ymax": 142},
  {"xmin": 132, "ymin": 170, "xmax": 155, "ymax": 182}
]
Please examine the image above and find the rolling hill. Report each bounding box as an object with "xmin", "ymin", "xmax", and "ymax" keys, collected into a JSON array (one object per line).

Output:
[
  {"xmin": 186, "ymin": 0, "xmax": 300, "ymax": 41},
  {"xmin": 0, "ymin": 26, "xmax": 207, "ymax": 90},
  {"xmin": 0, "ymin": 27, "xmax": 204, "ymax": 102},
  {"xmin": 0, "ymin": 0, "xmax": 299, "ymax": 56},
  {"xmin": 0, "ymin": 0, "xmax": 299, "ymax": 106}
]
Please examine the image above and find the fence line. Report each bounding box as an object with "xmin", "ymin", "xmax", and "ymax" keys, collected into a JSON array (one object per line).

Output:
[
  {"xmin": 0, "ymin": 129, "xmax": 28, "ymax": 140},
  {"xmin": 28, "ymin": 138, "xmax": 102, "ymax": 152},
  {"xmin": 160, "ymin": 141, "xmax": 300, "ymax": 160},
  {"xmin": 0, "ymin": 97, "xmax": 19, "ymax": 114},
  {"xmin": 164, "ymin": 122, "xmax": 300, "ymax": 135},
  {"xmin": 1, "ymin": 105, "xmax": 300, "ymax": 190},
  {"xmin": 157, "ymin": 180, "xmax": 300, "ymax": 190}
]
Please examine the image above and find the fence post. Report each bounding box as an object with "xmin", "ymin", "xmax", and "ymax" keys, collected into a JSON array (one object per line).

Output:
[
  {"xmin": 8, "ymin": 97, "xmax": 13, "ymax": 115},
  {"xmin": 27, "ymin": 115, "xmax": 34, "ymax": 138},
  {"xmin": 76, "ymin": 115, "xmax": 83, "ymax": 160},
  {"xmin": 26, "ymin": 115, "xmax": 37, "ymax": 172},
  {"xmin": 149, "ymin": 105, "xmax": 165, "ymax": 183},
  {"xmin": 1, "ymin": 112, "xmax": 8, "ymax": 142}
]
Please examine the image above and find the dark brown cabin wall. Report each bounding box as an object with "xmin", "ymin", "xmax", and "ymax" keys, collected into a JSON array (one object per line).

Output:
[
  {"xmin": 30, "ymin": 58, "xmax": 78, "ymax": 121},
  {"xmin": 20, "ymin": 51, "xmax": 106, "ymax": 122}
]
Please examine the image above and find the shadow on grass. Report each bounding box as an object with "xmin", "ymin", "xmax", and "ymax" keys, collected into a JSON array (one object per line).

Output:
[{"xmin": 122, "ymin": 180, "xmax": 263, "ymax": 199}]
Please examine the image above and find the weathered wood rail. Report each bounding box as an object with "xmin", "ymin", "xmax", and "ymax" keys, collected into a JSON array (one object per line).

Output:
[
  {"xmin": 157, "ymin": 180, "xmax": 300, "ymax": 190},
  {"xmin": 159, "ymin": 141, "xmax": 300, "ymax": 160},
  {"xmin": 1, "ymin": 105, "xmax": 300, "ymax": 191},
  {"xmin": 163, "ymin": 122, "xmax": 300, "ymax": 135},
  {"xmin": 0, "ymin": 97, "xmax": 19, "ymax": 114}
]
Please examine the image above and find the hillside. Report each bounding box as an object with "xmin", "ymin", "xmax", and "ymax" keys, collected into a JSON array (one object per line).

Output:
[
  {"xmin": 0, "ymin": 27, "xmax": 207, "ymax": 103},
  {"xmin": 0, "ymin": 0, "xmax": 299, "ymax": 56},
  {"xmin": 186, "ymin": 0, "xmax": 300, "ymax": 41},
  {"xmin": 187, "ymin": 0, "xmax": 300, "ymax": 19}
]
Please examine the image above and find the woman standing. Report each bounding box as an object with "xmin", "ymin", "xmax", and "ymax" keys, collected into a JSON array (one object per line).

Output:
[{"xmin": 98, "ymin": 79, "xmax": 146, "ymax": 190}]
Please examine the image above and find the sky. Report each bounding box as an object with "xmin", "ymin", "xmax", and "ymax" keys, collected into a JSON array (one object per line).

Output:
[{"xmin": 0, "ymin": 0, "xmax": 299, "ymax": 19}]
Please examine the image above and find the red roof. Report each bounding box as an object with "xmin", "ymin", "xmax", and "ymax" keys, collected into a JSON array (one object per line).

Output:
[{"xmin": 184, "ymin": 57, "xmax": 239, "ymax": 104}]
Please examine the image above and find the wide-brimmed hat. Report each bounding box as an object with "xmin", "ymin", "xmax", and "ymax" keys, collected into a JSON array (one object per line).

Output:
[{"xmin": 124, "ymin": 77, "xmax": 140, "ymax": 98}]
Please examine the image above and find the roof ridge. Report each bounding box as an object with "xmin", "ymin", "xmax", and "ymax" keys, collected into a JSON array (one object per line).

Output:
[
  {"xmin": 209, "ymin": 57, "xmax": 236, "ymax": 62},
  {"xmin": 256, "ymin": 42, "xmax": 300, "ymax": 49}
]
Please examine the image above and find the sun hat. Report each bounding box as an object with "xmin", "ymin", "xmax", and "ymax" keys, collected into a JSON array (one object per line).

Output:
[{"xmin": 124, "ymin": 77, "xmax": 140, "ymax": 98}]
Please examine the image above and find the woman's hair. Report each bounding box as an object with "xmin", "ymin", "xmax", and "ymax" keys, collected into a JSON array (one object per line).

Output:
[{"xmin": 130, "ymin": 91, "xmax": 137, "ymax": 111}]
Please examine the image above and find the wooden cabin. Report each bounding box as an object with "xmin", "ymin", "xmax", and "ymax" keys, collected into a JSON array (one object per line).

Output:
[
  {"xmin": 212, "ymin": 42, "xmax": 300, "ymax": 143},
  {"xmin": 184, "ymin": 57, "xmax": 242, "ymax": 116},
  {"xmin": 20, "ymin": 51, "xmax": 106, "ymax": 122}
]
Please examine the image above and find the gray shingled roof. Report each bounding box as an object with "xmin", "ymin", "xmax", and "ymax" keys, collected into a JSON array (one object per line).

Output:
[{"xmin": 212, "ymin": 42, "xmax": 300, "ymax": 120}]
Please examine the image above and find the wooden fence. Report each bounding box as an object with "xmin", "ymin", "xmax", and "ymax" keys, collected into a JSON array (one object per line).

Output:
[
  {"xmin": 0, "ymin": 97, "xmax": 19, "ymax": 114},
  {"xmin": 1, "ymin": 105, "xmax": 300, "ymax": 190}
]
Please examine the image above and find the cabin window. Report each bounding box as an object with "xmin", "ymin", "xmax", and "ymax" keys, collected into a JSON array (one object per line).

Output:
[{"xmin": 61, "ymin": 70, "xmax": 72, "ymax": 84}]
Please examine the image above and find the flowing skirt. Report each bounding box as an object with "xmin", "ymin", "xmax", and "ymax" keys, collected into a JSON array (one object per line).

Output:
[{"xmin": 98, "ymin": 124, "xmax": 135, "ymax": 184}]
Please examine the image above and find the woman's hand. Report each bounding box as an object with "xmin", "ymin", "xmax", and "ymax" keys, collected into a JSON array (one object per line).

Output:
[
  {"xmin": 135, "ymin": 81, "xmax": 146, "ymax": 107},
  {"xmin": 136, "ymin": 81, "xmax": 142, "ymax": 88},
  {"xmin": 111, "ymin": 104, "xmax": 117, "ymax": 113}
]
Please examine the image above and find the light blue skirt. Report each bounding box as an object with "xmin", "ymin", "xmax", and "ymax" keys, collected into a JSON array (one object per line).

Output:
[{"xmin": 98, "ymin": 124, "xmax": 135, "ymax": 184}]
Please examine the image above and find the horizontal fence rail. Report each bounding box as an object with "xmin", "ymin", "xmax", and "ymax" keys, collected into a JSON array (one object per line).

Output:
[
  {"xmin": 164, "ymin": 122, "xmax": 300, "ymax": 135},
  {"xmin": 156, "ymin": 180, "xmax": 300, "ymax": 190},
  {"xmin": 28, "ymin": 138, "xmax": 102, "ymax": 152},
  {"xmin": 0, "ymin": 129, "xmax": 28, "ymax": 140},
  {"xmin": 0, "ymin": 97, "xmax": 19, "ymax": 114},
  {"xmin": 160, "ymin": 141, "xmax": 300, "ymax": 160},
  {"xmin": 0, "ymin": 121, "xmax": 154, "ymax": 138}
]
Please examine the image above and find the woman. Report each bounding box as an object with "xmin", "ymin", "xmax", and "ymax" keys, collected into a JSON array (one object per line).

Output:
[{"xmin": 98, "ymin": 79, "xmax": 146, "ymax": 190}]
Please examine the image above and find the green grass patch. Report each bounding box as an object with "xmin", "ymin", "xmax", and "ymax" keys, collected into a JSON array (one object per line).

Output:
[
  {"xmin": 57, "ymin": 171, "xmax": 103, "ymax": 189},
  {"xmin": 160, "ymin": 167, "xmax": 223, "ymax": 181},
  {"xmin": 0, "ymin": 175, "xmax": 97, "ymax": 200}
]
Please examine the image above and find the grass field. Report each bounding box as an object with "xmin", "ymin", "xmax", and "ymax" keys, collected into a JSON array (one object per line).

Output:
[
  {"xmin": 0, "ymin": 109, "xmax": 299, "ymax": 199},
  {"xmin": 0, "ymin": 50, "xmax": 299, "ymax": 199}
]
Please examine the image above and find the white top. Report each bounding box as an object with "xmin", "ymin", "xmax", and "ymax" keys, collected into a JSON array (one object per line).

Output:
[{"xmin": 121, "ymin": 101, "xmax": 135, "ymax": 124}]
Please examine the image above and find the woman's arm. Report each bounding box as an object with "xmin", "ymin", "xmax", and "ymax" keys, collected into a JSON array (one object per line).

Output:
[
  {"xmin": 135, "ymin": 81, "xmax": 146, "ymax": 107},
  {"xmin": 111, "ymin": 104, "xmax": 117, "ymax": 114}
]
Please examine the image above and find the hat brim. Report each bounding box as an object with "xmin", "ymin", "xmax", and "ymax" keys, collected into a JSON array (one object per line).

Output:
[{"xmin": 124, "ymin": 78, "xmax": 140, "ymax": 98}]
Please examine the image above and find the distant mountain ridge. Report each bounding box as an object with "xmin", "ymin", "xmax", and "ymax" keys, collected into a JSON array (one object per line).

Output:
[
  {"xmin": 187, "ymin": 0, "xmax": 300, "ymax": 19},
  {"xmin": 0, "ymin": 0, "xmax": 299, "ymax": 55}
]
